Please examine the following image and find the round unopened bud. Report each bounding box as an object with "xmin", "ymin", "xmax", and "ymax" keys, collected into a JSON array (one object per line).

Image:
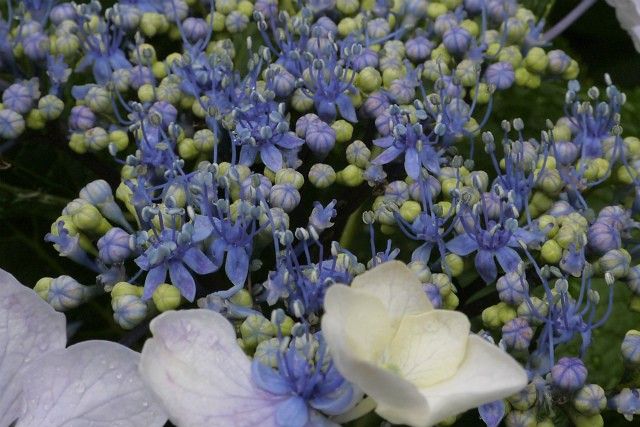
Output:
[
  {"xmin": 269, "ymin": 184, "xmax": 301, "ymax": 213},
  {"xmin": 598, "ymin": 249, "xmax": 631, "ymax": 278},
  {"xmin": 505, "ymin": 409, "xmax": 537, "ymax": 427},
  {"xmin": 573, "ymin": 384, "xmax": 606, "ymax": 415},
  {"xmin": 356, "ymin": 67, "xmax": 382, "ymax": 93},
  {"xmin": 241, "ymin": 314, "xmax": 276, "ymax": 350},
  {"xmin": 112, "ymin": 294, "xmax": 148, "ymax": 329},
  {"xmin": 72, "ymin": 204, "xmax": 104, "ymax": 232},
  {"xmin": 0, "ymin": 109, "xmax": 25, "ymax": 139},
  {"xmin": 48, "ymin": 276, "xmax": 86, "ymax": 311},
  {"xmin": 541, "ymin": 240, "xmax": 562, "ymax": 264},
  {"xmin": 496, "ymin": 272, "xmax": 529, "ymax": 305},
  {"xmin": 152, "ymin": 283, "xmax": 182, "ymax": 312},
  {"xmin": 111, "ymin": 282, "xmax": 144, "ymax": 299},
  {"xmin": 551, "ymin": 357, "xmax": 587, "ymax": 392},
  {"xmin": 621, "ymin": 330, "xmax": 640, "ymax": 366},
  {"xmin": 508, "ymin": 382, "xmax": 537, "ymax": 410},
  {"xmin": 34, "ymin": 277, "xmax": 53, "ymax": 300},
  {"xmin": 346, "ymin": 140, "xmax": 371, "ymax": 168},
  {"xmin": 38, "ymin": 94, "xmax": 65, "ymax": 121},
  {"xmin": 275, "ymin": 168, "xmax": 304, "ymax": 189},
  {"xmin": 336, "ymin": 165, "xmax": 364, "ymax": 187},
  {"xmin": 502, "ymin": 317, "xmax": 533, "ymax": 351}
]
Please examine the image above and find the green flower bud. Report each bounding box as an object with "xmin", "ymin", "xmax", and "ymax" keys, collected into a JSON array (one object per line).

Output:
[
  {"xmin": 254, "ymin": 338, "xmax": 280, "ymax": 367},
  {"xmin": 455, "ymin": 59, "xmax": 478, "ymax": 87},
  {"xmin": 178, "ymin": 138, "xmax": 199, "ymax": 159},
  {"xmin": 26, "ymin": 109, "xmax": 46, "ymax": 130},
  {"xmin": 137, "ymin": 84, "xmax": 155, "ymax": 103},
  {"xmin": 470, "ymin": 83, "xmax": 491, "ymax": 104},
  {"xmin": 443, "ymin": 292, "xmax": 459, "ymax": 309},
  {"xmin": 111, "ymin": 282, "xmax": 143, "ymax": 299},
  {"xmin": 85, "ymin": 127, "xmax": 109, "ymax": 151},
  {"xmin": 508, "ymin": 382, "xmax": 537, "ymax": 410},
  {"xmin": 337, "ymin": 0, "xmax": 359, "ymax": 15},
  {"xmin": 38, "ymin": 95, "xmax": 64, "ymax": 121},
  {"xmin": 291, "ymin": 88, "xmax": 313, "ymax": 113},
  {"xmin": 275, "ymin": 168, "xmax": 304, "ymax": 189},
  {"xmin": 482, "ymin": 305, "xmax": 501, "ymax": 329},
  {"xmin": 443, "ymin": 253, "xmax": 464, "ymax": 277},
  {"xmin": 308, "ymin": 163, "xmax": 336, "ymax": 188},
  {"xmin": 140, "ymin": 13, "xmax": 167, "ymax": 37},
  {"xmin": 346, "ymin": 140, "xmax": 371, "ymax": 168},
  {"xmin": 524, "ymin": 47, "xmax": 549, "ymax": 74},
  {"xmin": 554, "ymin": 224, "xmax": 580, "ymax": 249},
  {"xmin": 598, "ymin": 249, "xmax": 631, "ymax": 278},
  {"xmin": 426, "ymin": 2, "xmax": 448, "ymax": 18},
  {"xmin": 497, "ymin": 46, "xmax": 523, "ymax": 68},
  {"xmin": 241, "ymin": 314, "xmax": 276, "ymax": 350},
  {"xmin": 573, "ymin": 384, "xmax": 606, "ymax": 415},
  {"xmin": 399, "ymin": 200, "xmax": 421, "ymax": 222},
  {"xmin": 562, "ymin": 60, "xmax": 580, "ymax": 80},
  {"xmin": 541, "ymin": 240, "xmax": 563, "ymax": 264},
  {"xmin": 72, "ymin": 204, "xmax": 104, "ymax": 232},
  {"xmin": 356, "ymin": 67, "xmax": 382, "ymax": 93},
  {"xmin": 498, "ymin": 301, "xmax": 517, "ymax": 324},
  {"xmin": 431, "ymin": 273, "xmax": 455, "ymax": 296},
  {"xmin": 337, "ymin": 17, "xmax": 359, "ymax": 37},
  {"xmin": 552, "ymin": 124, "xmax": 572, "ymax": 141},
  {"xmin": 152, "ymin": 283, "xmax": 182, "ymax": 312},
  {"xmin": 422, "ymin": 59, "xmax": 450, "ymax": 80},
  {"xmin": 505, "ymin": 409, "xmax": 537, "ymax": 427},
  {"xmin": 567, "ymin": 410, "xmax": 603, "ymax": 427},
  {"xmin": 34, "ymin": 277, "xmax": 53, "ymax": 300},
  {"xmin": 408, "ymin": 261, "xmax": 432, "ymax": 282},
  {"xmin": 535, "ymin": 168, "xmax": 563, "ymax": 195},
  {"xmin": 85, "ymin": 86, "xmax": 111, "ymax": 113},
  {"xmin": 331, "ymin": 120, "xmax": 354, "ymax": 143},
  {"xmin": 517, "ymin": 296, "xmax": 548, "ymax": 325},
  {"xmin": 336, "ymin": 165, "xmax": 364, "ymax": 187},
  {"xmin": 109, "ymin": 129, "xmax": 129, "ymax": 152}
]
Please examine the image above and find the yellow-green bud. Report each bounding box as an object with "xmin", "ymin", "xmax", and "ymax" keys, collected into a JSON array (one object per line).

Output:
[
  {"xmin": 562, "ymin": 60, "xmax": 580, "ymax": 80},
  {"xmin": 443, "ymin": 292, "xmax": 459, "ymax": 309},
  {"xmin": 137, "ymin": 84, "xmax": 155, "ymax": 103},
  {"xmin": 470, "ymin": 83, "xmax": 491, "ymax": 104},
  {"xmin": 552, "ymin": 124, "xmax": 572, "ymax": 142},
  {"xmin": 356, "ymin": 67, "xmax": 382, "ymax": 93},
  {"xmin": 509, "ymin": 382, "xmax": 537, "ymax": 410},
  {"xmin": 26, "ymin": 109, "xmax": 46, "ymax": 130},
  {"xmin": 498, "ymin": 302, "xmax": 517, "ymax": 324},
  {"xmin": 85, "ymin": 127, "xmax": 110, "ymax": 151},
  {"xmin": 541, "ymin": 240, "xmax": 562, "ymax": 264},
  {"xmin": 331, "ymin": 120, "xmax": 354, "ymax": 143},
  {"xmin": 337, "ymin": 17, "xmax": 359, "ymax": 37},
  {"xmin": 538, "ymin": 214, "xmax": 559, "ymax": 237},
  {"xmin": 291, "ymin": 88, "xmax": 313, "ymax": 112},
  {"xmin": 524, "ymin": 47, "xmax": 549, "ymax": 74},
  {"xmin": 554, "ymin": 224, "xmax": 580, "ymax": 249},
  {"xmin": 530, "ymin": 191, "xmax": 553, "ymax": 213},
  {"xmin": 178, "ymin": 138, "xmax": 199, "ymax": 159},
  {"xmin": 308, "ymin": 164, "xmax": 336, "ymax": 188},
  {"xmin": 193, "ymin": 128, "xmax": 217, "ymax": 151},
  {"xmin": 617, "ymin": 165, "xmax": 638, "ymax": 184},
  {"xmin": 38, "ymin": 95, "xmax": 64, "ymax": 121},
  {"xmin": 109, "ymin": 129, "xmax": 129, "ymax": 152},
  {"xmin": 482, "ymin": 305, "xmax": 501, "ymax": 329},
  {"xmin": 427, "ymin": 2, "xmax": 448, "ymax": 18},
  {"xmin": 72, "ymin": 204, "xmax": 104, "ymax": 232},
  {"xmin": 241, "ymin": 314, "xmax": 276, "ymax": 350},
  {"xmin": 336, "ymin": 165, "xmax": 364, "ymax": 187},
  {"xmin": 111, "ymin": 282, "xmax": 144, "ymax": 299},
  {"xmin": 399, "ymin": 200, "xmax": 421, "ymax": 222},
  {"xmin": 275, "ymin": 168, "xmax": 305, "ymax": 189},
  {"xmin": 230, "ymin": 289, "xmax": 253, "ymax": 307},
  {"xmin": 34, "ymin": 277, "xmax": 53, "ymax": 300},
  {"xmin": 152, "ymin": 283, "xmax": 182, "ymax": 312},
  {"xmin": 382, "ymin": 68, "xmax": 404, "ymax": 88},
  {"xmin": 443, "ymin": 253, "xmax": 464, "ymax": 277}
]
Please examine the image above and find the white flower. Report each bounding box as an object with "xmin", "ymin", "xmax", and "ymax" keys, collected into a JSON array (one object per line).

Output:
[
  {"xmin": 607, "ymin": 0, "xmax": 640, "ymax": 52},
  {"xmin": 322, "ymin": 260, "xmax": 528, "ymax": 427},
  {"xmin": 0, "ymin": 268, "xmax": 166, "ymax": 427}
]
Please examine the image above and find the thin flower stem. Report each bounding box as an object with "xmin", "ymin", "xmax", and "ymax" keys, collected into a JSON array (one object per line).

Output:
[{"xmin": 542, "ymin": 0, "xmax": 598, "ymax": 43}]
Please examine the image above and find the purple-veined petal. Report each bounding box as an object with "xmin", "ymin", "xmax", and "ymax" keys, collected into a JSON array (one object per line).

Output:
[
  {"xmin": 445, "ymin": 234, "xmax": 478, "ymax": 256},
  {"xmin": 475, "ymin": 250, "xmax": 498, "ymax": 283},
  {"xmin": 225, "ymin": 246, "xmax": 250, "ymax": 288},
  {"xmin": 0, "ymin": 269, "xmax": 66, "ymax": 427},
  {"xmin": 276, "ymin": 132, "xmax": 305, "ymax": 149},
  {"xmin": 260, "ymin": 144, "xmax": 283, "ymax": 171},
  {"xmin": 372, "ymin": 146, "xmax": 404, "ymax": 165},
  {"xmin": 142, "ymin": 265, "xmax": 168, "ymax": 300},
  {"xmin": 479, "ymin": 400, "xmax": 506, "ymax": 427},
  {"xmin": 275, "ymin": 396, "xmax": 309, "ymax": 427},
  {"xmin": 336, "ymin": 93, "xmax": 358, "ymax": 123},
  {"xmin": 404, "ymin": 148, "xmax": 421, "ymax": 180},
  {"xmin": 183, "ymin": 247, "xmax": 218, "ymax": 275},
  {"xmin": 169, "ymin": 261, "xmax": 196, "ymax": 302},
  {"xmin": 139, "ymin": 310, "xmax": 286, "ymax": 427},
  {"xmin": 17, "ymin": 341, "xmax": 167, "ymax": 427},
  {"xmin": 192, "ymin": 215, "xmax": 214, "ymax": 242},
  {"xmin": 373, "ymin": 136, "xmax": 394, "ymax": 149},
  {"xmin": 239, "ymin": 145, "xmax": 258, "ymax": 166},
  {"xmin": 495, "ymin": 247, "xmax": 521, "ymax": 273}
]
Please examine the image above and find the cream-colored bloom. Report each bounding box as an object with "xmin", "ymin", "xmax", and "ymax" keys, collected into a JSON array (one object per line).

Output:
[
  {"xmin": 322, "ymin": 261, "xmax": 527, "ymax": 427},
  {"xmin": 607, "ymin": 0, "xmax": 640, "ymax": 52}
]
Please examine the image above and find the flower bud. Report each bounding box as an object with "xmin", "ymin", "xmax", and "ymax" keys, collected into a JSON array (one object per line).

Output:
[
  {"xmin": 0, "ymin": 109, "xmax": 25, "ymax": 139},
  {"xmin": 573, "ymin": 384, "xmax": 606, "ymax": 415},
  {"xmin": 98, "ymin": 227, "xmax": 132, "ymax": 264},
  {"xmin": 69, "ymin": 106, "xmax": 96, "ymax": 130},
  {"xmin": 112, "ymin": 294, "xmax": 148, "ymax": 329},
  {"xmin": 336, "ymin": 165, "xmax": 364, "ymax": 187},
  {"xmin": 598, "ymin": 249, "xmax": 631, "ymax": 279},
  {"xmin": 85, "ymin": 127, "xmax": 109, "ymax": 151},
  {"xmin": 269, "ymin": 183, "xmax": 301, "ymax": 213},
  {"xmin": 505, "ymin": 409, "xmax": 537, "ymax": 427},
  {"xmin": 85, "ymin": 86, "xmax": 111, "ymax": 113},
  {"xmin": 356, "ymin": 67, "xmax": 382, "ymax": 93},
  {"xmin": 275, "ymin": 168, "xmax": 304, "ymax": 189},
  {"xmin": 346, "ymin": 140, "xmax": 371, "ymax": 168},
  {"xmin": 34, "ymin": 277, "xmax": 53, "ymax": 300},
  {"xmin": 72, "ymin": 204, "xmax": 105, "ymax": 232},
  {"xmin": 38, "ymin": 94, "xmax": 64, "ymax": 121},
  {"xmin": 308, "ymin": 164, "xmax": 336, "ymax": 188},
  {"xmin": 508, "ymin": 382, "xmax": 537, "ymax": 410},
  {"xmin": 48, "ymin": 275, "xmax": 86, "ymax": 311},
  {"xmin": 541, "ymin": 240, "xmax": 563, "ymax": 264},
  {"xmin": 517, "ymin": 297, "xmax": 548, "ymax": 325},
  {"xmin": 502, "ymin": 317, "xmax": 533, "ymax": 351},
  {"xmin": 152, "ymin": 283, "xmax": 182, "ymax": 312},
  {"xmin": 305, "ymin": 120, "xmax": 336, "ymax": 157},
  {"xmin": 331, "ymin": 120, "xmax": 353, "ymax": 143},
  {"xmin": 524, "ymin": 47, "xmax": 549, "ymax": 74},
  {"xmin": 588, "ymin": 221, "xmax": 621, "ymax": 254},
  {"xmin": 551, "ymin": 357, "xmax": 587, "ymax": 392},
  {"xmin": 254, "ymin": 338, "xmax": 280, "ymax": 368},
  {"xmin": 621, "ymin": 330, "xmax": 640, "ymax": 366},
  {"xmin": 241, "ymin": 314, "xmax": 276, "ymax": 350},
  {"xmin": 496, "ymin": 272, "xmax": 529, "ymax": 305},
  {"xmin": 399, "ymin": 200, "xmax": 421, "ymax": 222},
  {"xmin": 111, "ymin": 282, "xmax": 144, "ymax": 299}
]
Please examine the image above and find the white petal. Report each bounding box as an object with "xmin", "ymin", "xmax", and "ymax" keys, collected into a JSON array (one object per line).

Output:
[
  {"xmin": 386, "ymin": 310, "xmax": 469, "ymax": 388},
  {"xmin": 139, "ymin": 309, "xmax": 285, "ymax": 427},
  {"xmin": 350, "ymin": 260, "xmax": 433, "ymax": 322},
  {"xmin": 17, "ymin": 340, "xmax": 167, "ymax": 427},
  {"xmin": 323, "ymin": 285, "xmax": 429, "ymax": 427},
  {"xmin": 323, "ymin": 284, "xmax": 395, "ymax": 362},
  {"xmin": 0, "ymin": 269, "xmax": 66, "ymax": 426},
  {"xmin": 417, "ymin": 335, "xmax": 528, "ymax": 426}
]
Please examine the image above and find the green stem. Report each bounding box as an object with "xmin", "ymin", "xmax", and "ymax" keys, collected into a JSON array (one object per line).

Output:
[
  {"xmin": 0, "ymin": 181, "xmax": 70, "ymax": 207},
  {"xmin": 339, "ymin": 205, "xmax": 364, "ymax": 250}
]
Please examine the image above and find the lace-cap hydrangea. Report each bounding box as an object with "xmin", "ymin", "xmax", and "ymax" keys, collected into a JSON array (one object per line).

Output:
[
  {"xmin": 321, "ymin": 260, "xmax": 527, "ymax": 427},
  {"xmin": 0, "ymin": 268, "xmax": 166, "ymax": 427}
]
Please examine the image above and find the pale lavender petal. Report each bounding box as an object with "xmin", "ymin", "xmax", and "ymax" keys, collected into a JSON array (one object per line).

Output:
[
  {"xmin": 0, "ymin": 269, "xmax": 66, "ymax": 427},
  {"xmin": 139, "ymin": 310, "xmax": 286, "ymax": 427},
  {"xmin": 475, "ymin": 250, "xmax": 498, "ymax": 283},
  {"xmin": 183, "ymin": 247, "xmax": 218, "ymax": 275},
  {"xmin": 445, "ymin": 234, "xmax": 478, "ymax": 256},
  {"xmin": 17, "ymin": 341, "xmax": 167, "ymax": 427},
  {"xmin": 495, "ymin": 247, "xmax": 521, "ymax": 273}
]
